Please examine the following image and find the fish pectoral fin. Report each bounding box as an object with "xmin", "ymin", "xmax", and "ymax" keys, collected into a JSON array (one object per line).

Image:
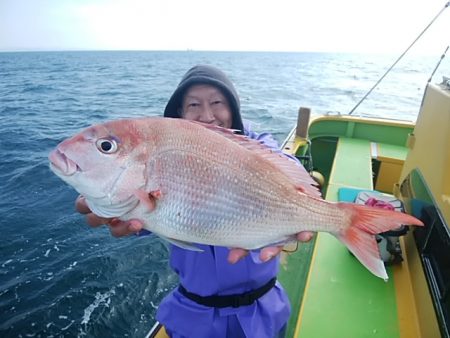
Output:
[
  {"xmin": 159, "ymin": 235, "xmax": 204, "ymax": 252},
  {"xmin": 134, "ymin": 189, "xmax": 161, "ymax": 212}
]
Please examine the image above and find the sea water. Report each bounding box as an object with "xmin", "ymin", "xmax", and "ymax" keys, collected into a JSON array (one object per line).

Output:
[{"xmin": 0, "ymin": 50, "xmax": 449, "ymax": 337}]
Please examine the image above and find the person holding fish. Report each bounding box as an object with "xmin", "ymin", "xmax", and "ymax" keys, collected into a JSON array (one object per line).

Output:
[
  {"xmin": 74, "ymin": 65, "xmax": 314, "ymax": 338},
  {"xmin": 59, "ymin": 65, "xmax": 421, "ymax": 337}
]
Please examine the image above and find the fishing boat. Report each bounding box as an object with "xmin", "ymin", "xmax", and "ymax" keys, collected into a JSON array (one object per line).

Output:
[{"xmin": 277, "ymin": 76, "xmax": 450, "ymax": 338}]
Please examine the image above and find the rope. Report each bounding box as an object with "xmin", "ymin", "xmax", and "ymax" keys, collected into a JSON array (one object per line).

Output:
[{"xmin": 348, "ymin": 1, "xmax": 450, "ymax": 115}]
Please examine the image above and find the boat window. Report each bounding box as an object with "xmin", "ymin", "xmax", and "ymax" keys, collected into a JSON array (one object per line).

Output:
[{"xmin": 415, "ymin": 205, "xmax": 450, "ymax": 338}]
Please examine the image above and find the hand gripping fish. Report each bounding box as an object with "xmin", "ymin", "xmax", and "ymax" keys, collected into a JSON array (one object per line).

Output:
[{"xmin": 48, "ymin": 117, "xmax": 423, "ymax": 280}]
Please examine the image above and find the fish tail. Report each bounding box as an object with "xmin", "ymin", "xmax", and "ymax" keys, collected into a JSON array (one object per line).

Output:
[{"xmin": 335, "ymin": 203, "xmax": 423, "ymax": 280}]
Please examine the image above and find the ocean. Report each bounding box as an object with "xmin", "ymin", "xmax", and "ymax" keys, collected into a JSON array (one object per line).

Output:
[{"xmin": 0, "ymin": 50, "xmax": 449, "ymax": 337}]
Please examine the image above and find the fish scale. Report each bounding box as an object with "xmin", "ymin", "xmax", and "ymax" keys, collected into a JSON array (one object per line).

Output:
[{"xmin": 146, "ymin": 148, "xmax": 301, "ymax": 245}]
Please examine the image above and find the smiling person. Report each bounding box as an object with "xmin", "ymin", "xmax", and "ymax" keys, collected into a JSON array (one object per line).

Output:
[{"xmin": 76, "ymin": 65, "xmax": 314, "ymax": 338}]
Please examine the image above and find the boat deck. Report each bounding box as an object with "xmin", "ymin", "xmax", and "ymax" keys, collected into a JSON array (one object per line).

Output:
[{"xmin": 296, "ymin": 137, "xmax": 404, "ymax": 337}]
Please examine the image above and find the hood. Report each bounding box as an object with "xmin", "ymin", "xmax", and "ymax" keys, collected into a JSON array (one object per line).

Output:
[{"xmin": 163, "ymin": 65, "xmax": 244, "ymax": 133}]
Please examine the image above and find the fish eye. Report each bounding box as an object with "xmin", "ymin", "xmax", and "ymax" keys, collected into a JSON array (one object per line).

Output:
[{"xmin": 96, "ymin": 138, "xmax": 118, "ymax": 154}]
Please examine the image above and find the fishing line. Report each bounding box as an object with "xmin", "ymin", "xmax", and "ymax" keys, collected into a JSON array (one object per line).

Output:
[{"xmin": 348, "ymin": 1, "xmax": 450, "ymax": 115}]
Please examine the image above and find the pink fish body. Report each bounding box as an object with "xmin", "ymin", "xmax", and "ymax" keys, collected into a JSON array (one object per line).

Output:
[{"xmin": 49, "ymin": 117, "xmax": 423, "ymax": 280}]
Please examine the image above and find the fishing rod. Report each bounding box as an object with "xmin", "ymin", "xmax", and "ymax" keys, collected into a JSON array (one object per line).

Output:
[
  {"xmin": 428, "ymin": 45, "xmax": 449, "ymax": 83},
  {"xmin": 348, "ymin": 1, "xmax": 450, "ymax": 115}
]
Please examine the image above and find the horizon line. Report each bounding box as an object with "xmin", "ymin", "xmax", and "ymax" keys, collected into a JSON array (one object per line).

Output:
[{"xmin": 0, "ymin": 48, "xmax": 419, "ymax": 57}]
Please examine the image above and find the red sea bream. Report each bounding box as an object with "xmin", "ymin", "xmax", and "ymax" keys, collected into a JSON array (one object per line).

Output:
[{"xmin": 49, "ymin": 117, "xmax": 423, "ymax": 280}]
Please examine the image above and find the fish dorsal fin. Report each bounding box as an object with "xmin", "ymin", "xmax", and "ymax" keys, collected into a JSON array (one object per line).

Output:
[{"xmin": 193, "ymin": 122, "xmax": 322, "ymax": 198}]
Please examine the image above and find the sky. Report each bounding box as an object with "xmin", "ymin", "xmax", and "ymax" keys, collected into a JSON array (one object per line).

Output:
[{"xmin": 0, "ymin": 0, "xmax": 449, "ymax": 54}]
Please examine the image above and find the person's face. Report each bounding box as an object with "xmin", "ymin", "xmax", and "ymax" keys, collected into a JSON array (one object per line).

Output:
[{"xmin": 180, "ymin": 84, "xmax": 233, "ymax": 128}]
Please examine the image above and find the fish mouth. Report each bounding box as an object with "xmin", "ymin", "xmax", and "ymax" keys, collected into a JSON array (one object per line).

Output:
[{"xmin": 48, "ymin": 149, "xmax": 80, "ymax": 176}]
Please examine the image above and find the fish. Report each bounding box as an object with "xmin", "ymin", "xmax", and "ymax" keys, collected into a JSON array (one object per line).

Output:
[{"xmin": 48, "ymin": 117, "xmax": 423, "ymax": 280}]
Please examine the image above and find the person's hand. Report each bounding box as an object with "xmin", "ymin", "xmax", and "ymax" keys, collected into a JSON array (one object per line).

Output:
[
  {"xmin": 227, "ymin": 232, "xmax": 315, "ymax": 264},
  {"xmin": 75, "ymin": 195, "xmax": 143, "ymax": 237}
]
